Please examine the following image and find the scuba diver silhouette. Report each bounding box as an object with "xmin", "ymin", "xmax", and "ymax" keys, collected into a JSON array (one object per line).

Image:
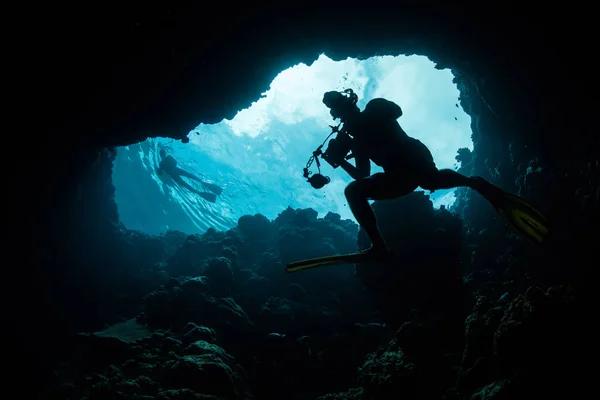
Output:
[
  {"xmin": 317, "ymin": 89, "xmax": 549, "ymax": 260},
  {"xmin": 157, "ymin": 148, "xmax": 223, "ymax": 203}
]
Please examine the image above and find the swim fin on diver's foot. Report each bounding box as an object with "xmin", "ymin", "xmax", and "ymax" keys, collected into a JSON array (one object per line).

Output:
[
  {"xmin": 285, "ymin": 246, "xmax": 394, "ymax": 273},
  {"xmin": 201, "ymin": 181, "xmax": 223, "ymax": 196},
  {"xmin": 469, "ymin": 176, "xmax": 549, "ymax": 244},
  {"xmin": 199, "ymin": 192, "xmax": 217, "ymax": 203}
]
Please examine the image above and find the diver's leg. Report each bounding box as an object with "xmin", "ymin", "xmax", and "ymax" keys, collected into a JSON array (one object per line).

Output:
[
  {"xmin": 171, "ymin": 174, "xmax": 197, "ymax": 192},
  {"xmin": 345, "ymin": 172, "xmax": 418, "ymax": 253},
  {"xmin": 407, "ymin": 138, "xmax": 484, "ymax": 191},
  {"xmin": 175, "ymin": 167, "xmax": 202, "ymax": 183},
  {"xmin": 420, "ymin": 168, "xmax": 483, "ymax": 191},
  {"xmin": 423, "ymin": 169, "xmax": 548, "ymax": 243},
  {"xmin": 175, "ymin": 167, "xmax": 223, "ymax": 195},
  {"xmin": 171, "ymin": 174, "xmax": 216, "ymax": 201}
]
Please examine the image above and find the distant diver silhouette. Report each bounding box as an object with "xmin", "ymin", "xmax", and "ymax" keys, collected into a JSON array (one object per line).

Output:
[
  {"xmin": 287, "ymin": 89, "xmax": 549, "ymax": 273},
  {"xmin": 157, "ymin": 148, "xmax": 223, "ymax": 203}
]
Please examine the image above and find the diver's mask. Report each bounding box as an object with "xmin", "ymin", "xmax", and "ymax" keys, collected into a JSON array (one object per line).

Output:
[{"xmin": 323, "ymin": 89, "xmax": 359, "ymax": 121}]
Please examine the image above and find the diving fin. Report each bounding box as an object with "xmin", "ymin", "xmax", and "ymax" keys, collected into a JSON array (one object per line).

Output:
[
  {"xmin": 199, "ymin": 192, "xmax": 217, "ymax": 203},
  {"xmin": 286, "ymin": 251, "xmax": 393, "ymax": 273},
  {"xmin": 201, "ymin": 181, "xmax": 223, "ymax": 196},
  {"xmin": 475, "ymin": 179, "xmax": 549, "ymax": 244}
]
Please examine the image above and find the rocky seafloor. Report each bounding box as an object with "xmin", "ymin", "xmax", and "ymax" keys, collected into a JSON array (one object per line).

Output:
[{"xmin": 39, "ymin": 148, "xmax": 598, "ymax": 400}]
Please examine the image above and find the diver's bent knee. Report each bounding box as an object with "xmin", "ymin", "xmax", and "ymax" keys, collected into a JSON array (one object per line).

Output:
[
  {"xmin": 344, "ymin": 180, "xmax": 365, "ymax": 198},
  {"xmin": 418, "ymin": 173, "xmax": 440, "ymax": 191}
]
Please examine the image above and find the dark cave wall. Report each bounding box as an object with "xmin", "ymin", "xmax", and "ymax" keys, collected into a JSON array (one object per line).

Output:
[
  {"xmin": 32, "ymin": 148, "xmax": 122, "ymax": 330},
  {"xmin": 15, "ymin": 3, "xmax": 598, "ymax": 395}
]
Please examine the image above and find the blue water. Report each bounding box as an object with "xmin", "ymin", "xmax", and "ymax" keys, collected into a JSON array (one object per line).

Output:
[
  {"xmin": 113, "ymin": 134, "xmax": 456, "ymax": 235},
  {"xmin": 113, "ymin": 138, "xmax": 238, "ymax": 234},
  {"xmin": 113, "ymin": 55, "xmax": 470, "ymax": 235}
]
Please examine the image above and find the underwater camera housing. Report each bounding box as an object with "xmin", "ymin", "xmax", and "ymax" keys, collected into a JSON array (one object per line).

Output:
[
  {"xmin": 322, "ymin": 130, "xmax": 353, "ymax": 168},
  {"xmin": 302, "ymin": 123, "xmax": 354, "ymax": 189}
]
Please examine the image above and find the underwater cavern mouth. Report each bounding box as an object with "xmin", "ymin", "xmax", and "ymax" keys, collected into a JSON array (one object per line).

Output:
[
  {"xmin": 113, "ymin": 54, "xmax": 473, "ymax": 235},
  {"xmin": 19, "ymin": 4, "xmax": 598, "ymax": 400}
]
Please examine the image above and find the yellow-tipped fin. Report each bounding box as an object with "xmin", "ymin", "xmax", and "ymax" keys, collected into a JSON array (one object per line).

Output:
[
  {"xmin": 493, "ymin": 192, "xmax": 549, "ymax": 244},
  {"xmin": 286, "ymin": 252, "xmax": 374, "ymax": 273}
]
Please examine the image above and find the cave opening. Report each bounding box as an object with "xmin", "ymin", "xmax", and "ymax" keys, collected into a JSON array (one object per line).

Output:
[{"xmin": 112, "ymin": 54, "xmax": 473, "ymax": 235}]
